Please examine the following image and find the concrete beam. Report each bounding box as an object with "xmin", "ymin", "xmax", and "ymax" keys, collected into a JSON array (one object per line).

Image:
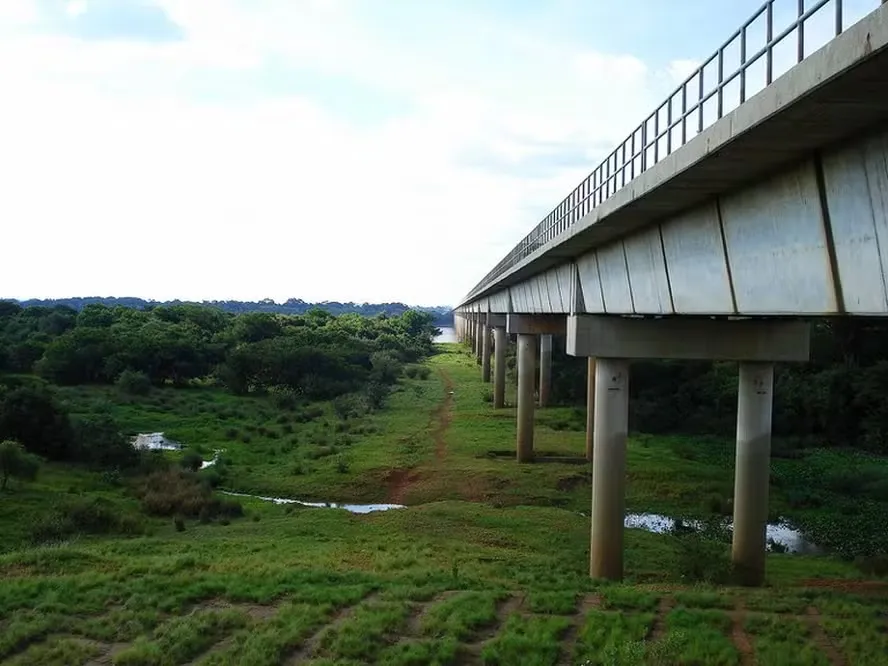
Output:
[
  {"xmin": 566, "ymin": 316, "xmax": 810, "ymax": 362},
  {"xmin": 486, "ymin": 313, "xmax": 507, "ymax": 328},
  {"xmin": 507, "ymin": 314, "xmax": 567, "ymax": 336}
]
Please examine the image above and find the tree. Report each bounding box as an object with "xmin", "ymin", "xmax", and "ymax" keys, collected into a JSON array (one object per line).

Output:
[
  {"xmin": 0, "ymin": 440, "xmax": 40, "ymax": 490},
  {"xmin": 0, "ymin": 382, "xmax": 74, "ymax": 460}
]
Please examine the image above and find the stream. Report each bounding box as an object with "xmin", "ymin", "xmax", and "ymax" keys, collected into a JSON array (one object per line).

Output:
[{"xmin": 221, "ymin": 490, "xmax": 820, "ymax": 553}]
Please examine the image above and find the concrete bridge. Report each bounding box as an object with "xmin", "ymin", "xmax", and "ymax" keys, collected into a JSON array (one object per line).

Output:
[{"xmin": 453, "ymin": 0, "xmax": 888, "ymax": 586}]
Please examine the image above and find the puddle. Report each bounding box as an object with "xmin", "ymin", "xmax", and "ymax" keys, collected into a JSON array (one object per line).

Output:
[
  {"xmin": 200, "ymin": 449, "xmax": 225, "ymax": 469},
  {"xmin": 221, "ymin": 491, "xmax": 404, "ymax": 514},
  {"xmin": 131, "ymin": 432, "xmax": 181, "ymax": 451},
  {"xmin": 624, "ymin": 512, "xmax": 821, "ymax": 554}
]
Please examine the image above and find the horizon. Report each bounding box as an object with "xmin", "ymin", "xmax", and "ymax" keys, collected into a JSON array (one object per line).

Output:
[
  {"xmin": 6, "ymin": 294, "xmax": 456, "ymax": 310},
  {"xmin": 2, "ymin": 0, "xmax": 878, "ymax": 305}
]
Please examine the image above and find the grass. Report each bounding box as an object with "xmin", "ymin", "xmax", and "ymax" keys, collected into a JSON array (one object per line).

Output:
[{"xmin": 0, "ymin": 344, "xmax": 887, "ymax": 665}]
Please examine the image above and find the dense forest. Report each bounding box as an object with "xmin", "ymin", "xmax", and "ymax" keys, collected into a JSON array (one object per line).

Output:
[
  {"xmin": 0, "ymin": 301, "xmax": 439, "ymax": 471},
  {"xmin": 15, "ymin": 297, "xmax": 454, "ymax": 326},
  {"xmin": 537, "ymin": 319, "xmax": 888, "ymax": 454}
]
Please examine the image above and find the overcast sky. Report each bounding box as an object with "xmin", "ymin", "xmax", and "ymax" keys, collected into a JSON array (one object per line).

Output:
[{"xmin": 0, "ymin": 0, "xmax": 879, "ymax": 306}]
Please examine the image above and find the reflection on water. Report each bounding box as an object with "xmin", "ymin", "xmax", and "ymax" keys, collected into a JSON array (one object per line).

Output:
[
  {"xmin": 222, "ymin": 491, "xmax": 405, "ymax": 514},
  {"xmin": 131, "ymin": 432, "xmax": 181, "ymax": 451},
  {"xmin": 434, "ymin": 326, "xmax": 457, "ymax": 343},
  {"xmin": 624, "ymin": 512, "xmax": 821, "ymax": 554}
]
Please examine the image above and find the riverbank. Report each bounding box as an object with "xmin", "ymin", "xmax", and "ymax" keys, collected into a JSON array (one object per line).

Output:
[{"xmin": 1, "ymin": 343, "xmax": 887, "ymax": 664}]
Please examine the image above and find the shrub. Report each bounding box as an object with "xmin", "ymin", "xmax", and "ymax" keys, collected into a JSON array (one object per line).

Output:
[
  {"xmin": 174, "ymin": 516, "xmax": 186, "ymax": 532},
  {"xmin": 71, "ymin": 414, "xmax": 139, "ymax": 470},
  {"xmin": 116, "ymin": 369, "xmax": 152, "ymax": 396},
  {"xmin": 417, "ymin": 366, "xmax": 431, "ymax": 380},
  {"xmin": 180, "ymin": 450, "xmax": 204, "ymax": 472},
  {"xmin": 674, "ymin": 533, "xmax": 733, "ymax": 584},
  {"xmin": 0, "ymin": 439, "xmax": 40, "ymax": 490},
  {"xmin": 135, "ymin": 469, "xmax": 243, "ymax": 521},
  {"xmin": 30, "ymin": 497, "xmax": 143, "ymax": 544},
  {"xmin": 404, "ymin": 365, "xmax": 419, "ymax": 379}
]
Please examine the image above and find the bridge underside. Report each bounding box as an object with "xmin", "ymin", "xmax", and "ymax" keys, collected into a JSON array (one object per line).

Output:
[{"xmin": 463, "ymin": 123, "xmax": 888, "ymax": 318}]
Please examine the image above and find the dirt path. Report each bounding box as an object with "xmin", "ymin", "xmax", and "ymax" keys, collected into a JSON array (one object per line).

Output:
[
  {"xmin": 433, "ymin": 368, "xmax": 455, "ymax": 461},
  {"xmin": 462, "ymin": 594, "xmax": 525, "ymax": 665},
  {"xmin": 385, "ymin": 368, "xmax": 454, "ymax": 504},
  {"xmin": 730, "ymin": 602, "xmax": 755, "ymax": 666},
  {"xmin": 285, "ymin": 593, "xmax": 378, "ymax": 664},
  {"xmin": 647, "ymin": 596, "xmax": 675, "ymax": 643},
  {"xmin": 558, "ymin": 593, "xmax": 601, "ymax": 665},
  {"xmin": 806, "ymin": 606, "xmax": 848, "ymax": 666}
]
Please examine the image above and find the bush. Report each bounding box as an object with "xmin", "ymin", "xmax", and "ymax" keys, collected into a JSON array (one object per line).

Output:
[
  {"xmin": 0, "ymin": 439, "xmax": 40, "ymax": 490},
  {"xmin": 674, "ymin": 533, "xmax": 733, "ymax": 584},
  {"xmin": 71, "ymin": 414, "xmax": 139, "ymax": 470},
  {"xmin": 404, "ymin": 365, "xmax": 419, "ymax": 379},
  {"xmin": 180, "ymin": 450, "xmax": 204, "ymax": 472},
  {"xmin": 332, "ymin": 394, "xmax": 366, "ymax": 420},
  {"xmin": 116, "ymin": 369, "xmax": 152, "ymax": 396},
  {"xmin": 30, "ymin": 497, "xmax": 143, "ymax": 544},
  {"xmin": 136, "ymin": 469, "xmax": 243, "ymax": 521}
]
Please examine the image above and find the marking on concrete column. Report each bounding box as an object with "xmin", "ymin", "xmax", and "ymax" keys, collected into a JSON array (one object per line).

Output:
[
  {"xmin": 620, "ymin": 241, "xmax": 636, "ymax": 314},
  {"xmin": 594, "ymin": 251, "xmax": 608, "ymax": 313},
  {"xmin": 715, "ymin": 196, "xmax": 740, "ymax": 314},
  {"xmin": 658, "ymin": 223, "xmax": 677, "ymax": 314},
  {"xmin": 571, "ymin": 262, "xmax": 585, "ymax": 314},
  {"xmin": 814, "ymin": 151, "xmax": 846, "ymax": 314}
]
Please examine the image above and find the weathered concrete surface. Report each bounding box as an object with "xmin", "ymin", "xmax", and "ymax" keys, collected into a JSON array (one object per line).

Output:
[
  {"xmin": 732, "ymin": 362, "xmax": 775, "ymax": 586},
  {"xmin": 590, "ymin": 358, "xmax": 630, "ymax": 581},
  {"xmin": 516, "ymin": 333, "xmax": 536, "ymax": 463},
  {"xmin": 506, "ymin": 314, "xmax": 567, "ymax": 336},
  {"xmin": 566, "ymin": 316, "xmax": 811, "ymax": 362},
  {"xmin": 493, "ymin": 326, "xmax": 506, "ymax": 409}
]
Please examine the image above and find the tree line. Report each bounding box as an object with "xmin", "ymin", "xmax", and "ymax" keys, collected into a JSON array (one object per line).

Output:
[
  {"xmin": 0, "ymin": 301, "xmax": 440, "ymax": 470},
  {"xmin": 538, "ymin": 318, "xmax": 888, "ymax": 454},
  {"xmin": 15, "ymin": 296, "xmax": 454, "ymax": 326}
]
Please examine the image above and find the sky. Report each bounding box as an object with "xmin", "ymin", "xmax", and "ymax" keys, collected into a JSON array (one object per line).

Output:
[{"xmin": 0, "ymin": 0, "xmax": 880, "ymax": 307}]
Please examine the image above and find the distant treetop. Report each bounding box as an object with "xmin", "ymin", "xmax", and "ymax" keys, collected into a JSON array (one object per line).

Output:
[{"xmin": 9, "ymin": 297, "xmax": 454, "ymax": 325}]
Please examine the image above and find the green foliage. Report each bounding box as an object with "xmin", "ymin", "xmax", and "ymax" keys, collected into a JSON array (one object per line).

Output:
[
  {"xmin": 180, "ymin": 450, "xmax": 204, "ymax": 473},
  {"xmin": 29, "ymin": 496, "xmax": 143, "ymax": 544},
  {"xmin": 0, "ymin": 380, "xmax": 74, "ymax": 460},
  {"xmin": 135, "ymin": 469, "xmax": 243, "ymax": 521},
  {"xmin": 674, "ymin": 534, "xmax": 733, "ymax": 585},
  {"xmin": 2, "ymin": 302, "xmax": 438, "ymax": 404},
  {"xmin": 117, "ymin": 369, "xmax": 152, "ymax": 395},
  {"xmin": 0, "ymin": 439, "xmax": 40, "ymax": 490}
]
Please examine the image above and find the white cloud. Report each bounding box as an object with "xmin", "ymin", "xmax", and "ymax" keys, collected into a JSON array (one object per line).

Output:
[{"xmin": 0, "ymin": 0, "xmax": 705, "ymax": 305}]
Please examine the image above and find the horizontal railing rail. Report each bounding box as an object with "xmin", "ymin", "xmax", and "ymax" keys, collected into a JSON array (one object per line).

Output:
[{"xmin": 460, "ymin": 0, "xmax": 878, "ymax": 306}]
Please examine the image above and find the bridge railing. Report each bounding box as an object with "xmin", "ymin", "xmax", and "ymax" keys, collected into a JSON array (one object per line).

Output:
[{"xmin": 462, "ymin": 0, "xmax": 873, "ymax": 304}]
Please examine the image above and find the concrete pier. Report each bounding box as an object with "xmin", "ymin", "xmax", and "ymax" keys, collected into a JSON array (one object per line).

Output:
[
  {"xmin": 539, "ymin": 334, "xmax": 552, "ymax": 407},
  {"xmin": 590, "ymin": 357, "xmax": 629, "ymax": 581},
  {"xmin": 516, "ymin": 333, "xmax": 536, "ymax": 463},
  {"xmin": 481, "ymin": 325, "xmax": 491, "ymax": 383},
  {"xmin": 732, "ymin": 362, "xmax": 775, "ymax": 586},
  {"xmin": 585, "ymin": 357, "xmax": 596, "ymax": 461},
  {"xmin": 493, "ymin": 327, "xmax": 506, "ymax": 408}
]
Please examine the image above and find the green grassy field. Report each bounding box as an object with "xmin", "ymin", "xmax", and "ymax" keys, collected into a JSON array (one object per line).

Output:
[{"xmin": 1, "ymin": 344, "xmax": 887, "ymax": 665}]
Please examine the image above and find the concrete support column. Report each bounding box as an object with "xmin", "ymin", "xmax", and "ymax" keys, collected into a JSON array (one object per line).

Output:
[
  {"xmin": 539, "ymin": 334, "xmax": 553, "ymax": 407},
  {"xmin": 585, "ymin": 357, "xmax": 596, "ymax": 461},
  {"xmin": 475, "ymin": 323, "xmax": 483, "ymax": 366},
  {"xmin": 732, "ymin": 362, "xmax": 774, "ymax": 586},
  {"xmin": 493, "ymin": 327, "xmax": 506, "ymax": 408},
  {"xmin": 481, "ymin": 325, "xmax": 492, "ymax": 382},
  {"xmin": 516, "ymin": 333, "xmax": 536, "ymax": 463},
  {"xmin": 590, "ymin": 358, "xmax": 630, "ymax": 581}
]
